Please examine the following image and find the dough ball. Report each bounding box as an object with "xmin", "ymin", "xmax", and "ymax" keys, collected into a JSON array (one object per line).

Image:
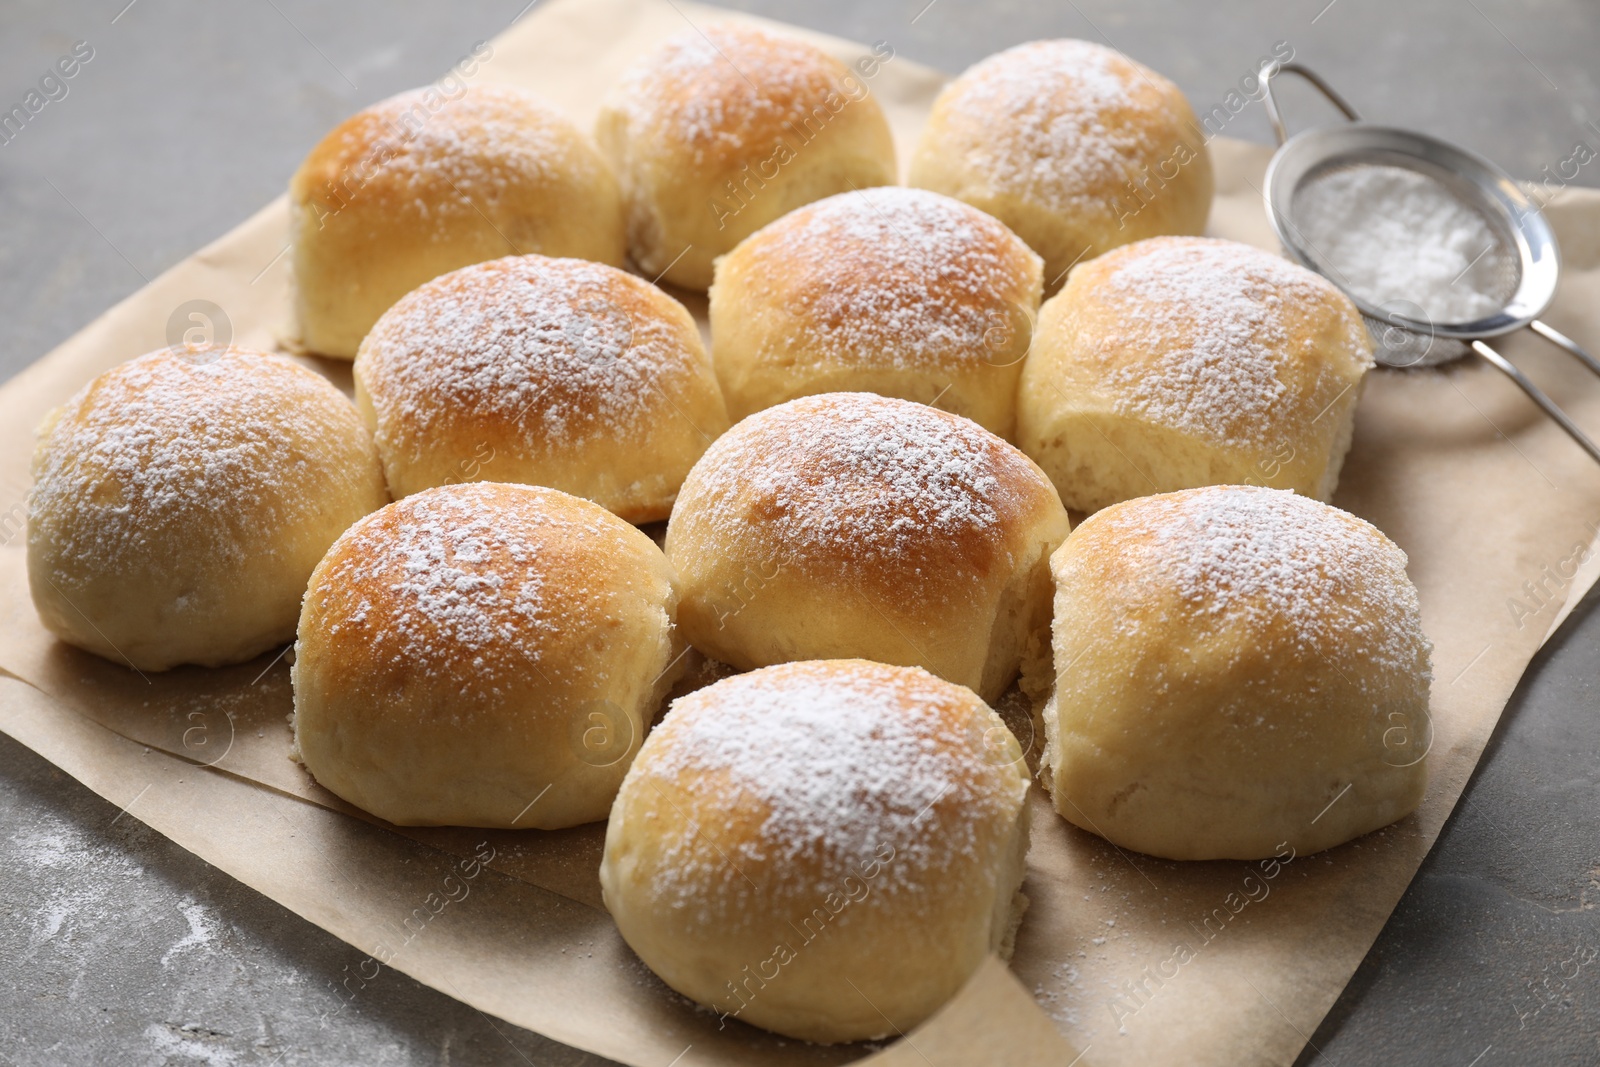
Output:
[
  {"xmin": 27, "ymin": 345, "xmax": 388, "ymax": 671},
  {"xmin": 665, "ymin": 393, "xmax": 1070, "ymax": 703},
  {"xmin": 1043, "ymin": 485, "xmax": 1431, "ymax": 859},
  {"xmin": 292, "ymin": 483, "xmax": 682, "ymax": 829},
  {"xmin": 709, "ymin": 187, "xmax": 1042, "ymax": 438},
  {"xmin": 596, "ymin": 24, "xmax": 897, "ymax": 289},
  {"xmin": 601, "ymin": 659, "xmax": 1032, "ymax": 1042},
  {"xmin": 1017, "ymin": 236, "xmax": 1373, "ymax": 512},
  {"xmin": 909, "ymin": 39, "xmax": 1212, "ymax": 288},
  {"xmin": 354, "ymin": 254, "xmax": 729, "ymax": 522},
  {"xmin": 291, "ymin": 85, "xmax": 625, "ymax": 358}
]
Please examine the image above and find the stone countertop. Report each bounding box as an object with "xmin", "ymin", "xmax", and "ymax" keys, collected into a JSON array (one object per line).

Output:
[{"xmin": 2, "ymin": 1, "xmax": 1597, "ymax": 1063}]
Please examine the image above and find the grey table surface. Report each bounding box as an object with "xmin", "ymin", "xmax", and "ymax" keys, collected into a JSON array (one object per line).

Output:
[{"xmin": 2, "ymin": 1, "xmax": 1598, "ymax": 1064}]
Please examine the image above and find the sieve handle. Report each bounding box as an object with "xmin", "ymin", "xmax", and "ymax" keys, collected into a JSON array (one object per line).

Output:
[
  {"xmin": 1261, "ymin": 63, "xmax": 1364, "ymax": 147},
  {"xmin": 1531, "ymin": 319, "xmax": 1600, "ymax": 378},
  {"xmin": 1471, "ymin": 339, "xmax": 1600, "ymax": 465}
]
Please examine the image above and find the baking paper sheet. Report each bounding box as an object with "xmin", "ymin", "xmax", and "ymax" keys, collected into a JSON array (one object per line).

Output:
[{"xmin": 4, "ymin": 1, "xmax": 1600, "ymax": 1063}]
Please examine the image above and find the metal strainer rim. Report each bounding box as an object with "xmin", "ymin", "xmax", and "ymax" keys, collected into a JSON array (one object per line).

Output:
[{"xmin": 1264, "ymin": 122, "xmax": 1560, "ymax": 342}]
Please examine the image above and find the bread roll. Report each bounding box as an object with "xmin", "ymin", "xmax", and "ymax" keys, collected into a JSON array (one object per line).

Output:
[
  {"xmin": 292, "ymin": 483, "xmax": 682, "ymax": 829},
  {"xmin": 291, "ymin": 85, "xmax": 625, "ymax": 358},
  {"xmin": 665, "ymin": 393, "xmax": 1070, "ymax": 703},
  {"xmin": 27, "ymin": 345, "xmax": 387, "ymax": 672},
  {"xmin": 354, "ymin": 254, "xmax": 729, "ymax": 522},
  {"xmin": 909, "ymin": 39, "xmax": 1211, "ymax": 288},
  {"xmin": 596, "ymin": 25, "xmax": 897, "ymax": 290},
  {"xmin": 601, "ymin": 659, "xmax": 1031, "ymax": 1043},
  {"xmin": 1043, "ymin": 485, "xmax": 1431, "ymax": 860},
  {"xmin": 708, "ymin": 187, "xmax": 1042, "ymax": 438},
  {"xmin": 1017, "ymin": 236, "xmax": 1374, "ymax": 513}
]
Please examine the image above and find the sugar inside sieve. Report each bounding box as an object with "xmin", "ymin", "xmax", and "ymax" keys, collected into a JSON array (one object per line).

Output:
[{"xmin": 1261, "ymin": 63, "xmax": 1600, "ymax": 463}]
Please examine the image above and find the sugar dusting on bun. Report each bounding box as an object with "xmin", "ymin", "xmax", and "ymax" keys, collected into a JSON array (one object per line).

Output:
[
  {"xmin": 1045, "ymin": 485, "xmax": 1431, "ymax": 860},
  {"xmin": 602, "ymin": 659, "xmax": 1031, "ymax": 1043},
  {"xmin": 355, "ymin": 254, "xmax": 727, "ymax": 519}
]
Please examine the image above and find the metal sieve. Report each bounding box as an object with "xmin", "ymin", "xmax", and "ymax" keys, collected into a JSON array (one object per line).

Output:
[{"xmin": 1261, "ymin": 63, "xmax": 1600, "ymax": 463}]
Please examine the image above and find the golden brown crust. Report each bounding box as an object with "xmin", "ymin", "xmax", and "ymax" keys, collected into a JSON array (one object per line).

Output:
[
  {"xmin": 27, "ymin": 345, "xmax": 388, "ymax": 671},
  {"xmin": 1016, "ymin": 236, "xmax": 1374, "ymax": 511},
  {"xmin": 721, "ymin": 195, "xmax": 1032, "ymax": 341},
  {"xmin": 600, "ymin": 659, "xmax": 1031, "ymax": 1042},
  {"xmin": 1052, "ymin": 237, "xmax": 1371, "ymax": 447},
  {"xmin": 665, "ymin": 394, "xmax": 1070, "ymax": 700},
  {"xmin": 301, "ymin": 485, "xmax": 634, "ymax": 701},
  {"xmin": 671, "ymin": 393, "xmax": 1061, "ymax": 600},
  {"xmin": 708, "ymin": 187, "xmax": 1043, "ymax": 435},
  {"xmin": 1044, "ymin": 486, "xmax": 1431, "ymax": 859},
  {"xmin": 290, "ymin": 85, "xmax": 610, "ymax": 231},
  {"xmin": 293, "ymin": 482, "xmax": 681, "ymax": 829},
  {"xmin": 595, "ymin": 24, "xmax": 897, "ymax": 288},
  {"xmin": 619, "ymin": 662, "xmax": 1016, "ymax": 892},
  {"xmin": 609, "ymin": 26, "xmax": 858, "ymax": 172},
  {"xmin": 353, "ymin": 254, "xmax": 728, "ymax": 521},
  {"xmin": 290, "ymin": 85, "xmax": 625, "ymax": 358},
  {"xmin": 909, "ymin": 39, "xmax": 1212, "ymax": 286}
]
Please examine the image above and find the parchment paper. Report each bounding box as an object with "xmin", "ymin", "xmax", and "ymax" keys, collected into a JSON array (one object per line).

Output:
[{"xmin": 4, "ymin": 1, "xmax": 1600, "ymax": 1064}]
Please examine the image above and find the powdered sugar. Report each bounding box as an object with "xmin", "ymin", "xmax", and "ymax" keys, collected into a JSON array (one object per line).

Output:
[
  {"xmin": 323, "ymin": 85, "xmax": 567, "ymax": 215},
  {"xmin": 1092, "ymin": 238, "xmax": 1366, "ymax": 449},
  {"xmin": 936, "ymin": 39, "xmax": 1156, "ymax": 209},
  {"xmin": 28, "ymin": 346, "xmax": 360, "ymax": 583},
  {"xmin": 159, "ymin": 898, "xmax": 222, "ymax": 967},
  {"xmin": 10, "ymin": 817, "xmax": 151, "ymax": 972},
  {"xmin": 632, "ymin": 661, "xmax": 1025, "ymax": 920},
  {"xmin": 611, "ymin": 25, "xmax": 848, "ymax": 162},
  {"xmin": 1292, "ymin": 164, "xmax": 1508, "ymax": 323},
  {"xmin": 731, "ymin": 187, "xmax": 1037, "ymax": 370},
  {"xmin": 308, "ymin": 486, "xmax": 615, "ymax": 688},
  {"xmin": 1091, "ymin": 486, "xmax": 1430, "ymax": 678},
  {"xmin": 360, "ymin": 256, "xmax": 686, "ymax": 449},
  {"xmin": 679, "ymin": 394, "xmax": 1036, "ymax": 574}
]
